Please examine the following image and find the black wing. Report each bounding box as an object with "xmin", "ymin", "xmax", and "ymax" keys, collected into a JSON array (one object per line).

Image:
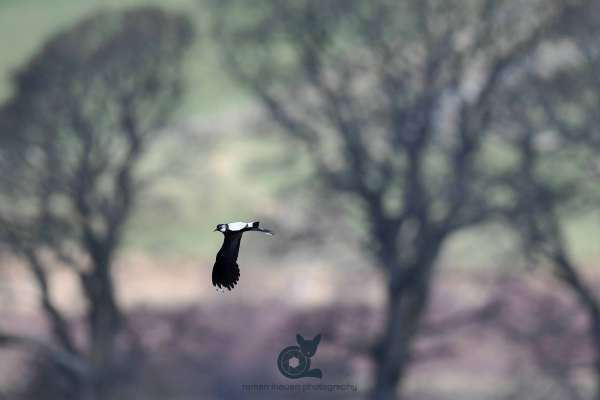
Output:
[{"xmin": 212, "ymin": 233, "xmax": 242, "ymax": 290}]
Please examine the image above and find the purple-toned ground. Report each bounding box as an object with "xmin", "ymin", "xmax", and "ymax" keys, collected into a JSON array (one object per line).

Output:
[{"xmin": 1, "ymin": 265, "xmax": 598, "ymax": 400}]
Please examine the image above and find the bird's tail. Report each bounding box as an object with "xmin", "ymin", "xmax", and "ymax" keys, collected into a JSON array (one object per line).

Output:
[{"xmin": 248, "ymin": 221, "xmax": 273, "ymax": 235}]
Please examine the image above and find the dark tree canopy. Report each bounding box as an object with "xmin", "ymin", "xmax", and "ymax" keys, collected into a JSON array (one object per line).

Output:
[
  {"xmin": 210, "ymin": 0, "xmax": 595, "ymax": 398},
  {"xmin": 1, "ymin": 7, "xmax": 192, "ymax": 253},
  {"xmin": 492, "ymin": 19, "xmax": 600, "ymax": 398},
  {"xmin": 0, "ymin": 7, "xmax": 193, "ymax": 399},
  {"xmin": 210, "ymin": 0, "xmax": 594, "ymax": 255}
]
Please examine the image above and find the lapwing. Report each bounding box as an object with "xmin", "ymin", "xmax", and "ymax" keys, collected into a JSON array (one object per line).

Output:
[{"xmin": 212, "ymin": 221, "xmax": 273, "ymax": 291}]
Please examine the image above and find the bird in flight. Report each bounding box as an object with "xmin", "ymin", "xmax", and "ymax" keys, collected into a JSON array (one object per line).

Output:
[{"xmin": 212, "ymin": 221, "xmax": 273, "ymax": 291}]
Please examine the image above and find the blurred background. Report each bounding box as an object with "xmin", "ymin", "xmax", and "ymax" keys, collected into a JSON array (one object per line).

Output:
[{"xmin": 0, "ymin": 1, "xmax": 599, "ymax": 399}]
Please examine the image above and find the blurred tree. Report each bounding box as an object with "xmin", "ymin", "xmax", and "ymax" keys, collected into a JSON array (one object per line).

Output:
[
  {"xmin": 210, "ymin": 0, "xmax": 592, "ymax": 398},
  {"xmin": 498, "ymin": 24, "xmax": 600, "ymax": 399},
  {"xmin": 0, "ymin": 7, "xmax": 192, "ymax": 399}
]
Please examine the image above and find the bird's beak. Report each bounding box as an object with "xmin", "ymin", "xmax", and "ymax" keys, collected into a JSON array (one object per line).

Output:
[{"xmin": 213, "ymin": 228, "xmax": 218, "ymax": 232}]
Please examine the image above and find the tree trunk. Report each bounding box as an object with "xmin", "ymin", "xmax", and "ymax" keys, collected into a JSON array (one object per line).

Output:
[
  {"xmin": 590, "ymin": 312, "xmax": 600, "ymax": 400},
  {"xmin": 373, "ymin": 282, "xmax": 430, "ymax": 399},
  {"xmin": 554, "ymin": 252, "xmax": 600, "ymax": 400},
  {"xmin": 80, "ymin": 257, "xmax": 122, "ymax": 400},
  {"xmin": 372, "ymin": 244, "xmax": 439, "ymax": 400}
]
